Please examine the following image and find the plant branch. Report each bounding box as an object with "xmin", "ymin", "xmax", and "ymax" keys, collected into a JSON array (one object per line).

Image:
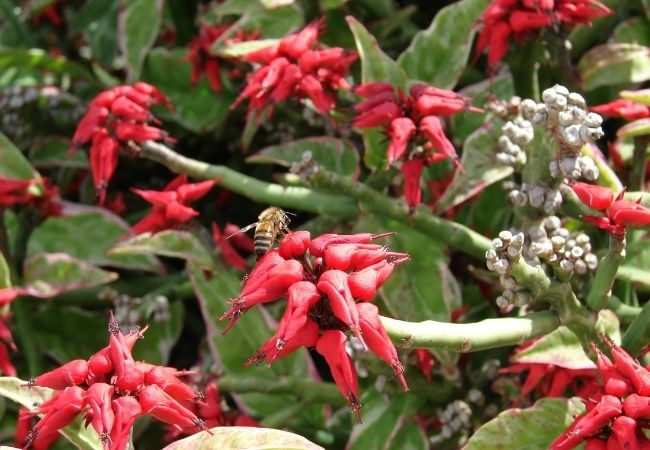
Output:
[
  {"xmin": 380, "ymin": 311, "xmax": 560, "ymax": 352},
  {"xmin": 629, "ymin": 136, "xmax": 650, "ymax": 191},
  {"xmin": 621, "ymin": 298, "xmax": 650, "ymax": 356},
  {"xmin": 308, "ymin": 169, "xmax": 493, "ymax": 259},
  {"xmin": 139, "ymin": 141, "xmax": 358, "ymax": 217},
  {"xmin": 587, "ymin": 234, "xmax": 626, "ymax": 311},
  {"xmin": 139, "ymin": 141, "xmax": 493, "ymax": 259},
  {"xmin": 216, "ymin": 375, "xmax": 346, "ymax": 406},
  {"xmin": 608, "ymin": 297, "xmax": 641, "ymax": 325}
]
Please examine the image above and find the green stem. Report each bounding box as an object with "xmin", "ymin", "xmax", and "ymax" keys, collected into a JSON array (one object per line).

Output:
[
  {"xmin": 621, "ymin": 299, "xmax": 650, "ymax": 356},
  {"xmin": 616, "ymin": 266, "xmax": 650, "ymax": 293},
  {"xmin": 216, "ymin": 376, "xmax": 346, "ymax": 406},
  {"xmin": 629, "ymin": 136, "xmax": 650, "ymax": 191},
  {"xmin": 381, "ymin": 311, "xmax": 560, "ymax": 352},
  {"xmin": 587, "ymin": 234, "xmax": 626, "ymax": 311},
  {"xmin": 509, "ymin": 258, "xmax": 552, "ymax": 297},
  {"xmin": 140, "ymin": 141, "xmax": 358, "ymax": 217},
  {"xmin": 309, "ymin": 170, "xmax": 492, "ymax": 259},
  {"xmin": 608, "ymin": 296, "xmax": 641, "ymax": 325},
  {"xmin": 507, "ymin": 41, "xmax": 540, "ymax": 100},
  {"xmin": 140, "ymin": 142, "xmax": 493, "ymax": 259}
]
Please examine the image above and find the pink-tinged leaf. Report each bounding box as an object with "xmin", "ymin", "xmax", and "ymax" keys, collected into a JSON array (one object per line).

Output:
[
  {"xmin": 109, "ymin": 230, "xmax": 216, "ymax": 270},
  {"xmin": 617, "ymin": 118, "xmax": 650, "ymax": 138},
  {"xmin": 512, "ymin": 310, "xmax": 619, "ymax": 370},
  {"xmin": 22, "ymin": 253, "xmax": 118, "ymax": 298},
  {"xmin": 435, "ymin": 126, "xmax": 513, "ymax": 214},
  {"xmin": 621, "ymin": 89, "xmax": 650, "ymax": 107},
  {"xmin": 578, "ymin": 43, "xmax": 650, "ymax": 92},
  {"xmin": 247, "ymin": 137, "xmax": 360, "ymax": 179},
  {"xmin": 465, "ymin": 398, "xmax": 585, "ymax": 450},
  {"xmin": 162, "ymin": 426, "xmax": 323, "ymax": 450}
]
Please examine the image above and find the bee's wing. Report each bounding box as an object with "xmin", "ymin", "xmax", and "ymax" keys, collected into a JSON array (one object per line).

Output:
[{"xmin": 226, "ymin": 222, "xmax": 258, "ymax": 239}]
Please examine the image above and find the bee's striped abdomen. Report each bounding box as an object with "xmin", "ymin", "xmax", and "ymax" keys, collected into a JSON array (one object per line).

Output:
[{"xmin": 254, "ymin": 227, "xmax": 276, "ymax": 257}]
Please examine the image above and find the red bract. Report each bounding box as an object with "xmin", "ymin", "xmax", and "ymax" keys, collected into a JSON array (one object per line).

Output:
[
  {"xmin": 212, "ymin": 223, "xmax": 251, "ymax": 271},
  {"xmin": 591, "ymin": 99, "xmax": 650, "ymax": 121},
  {"xmin": 69, "ymin": 83, "xmax": 173, "ymax": 204},
  {"xmin": 23, "ymin": 314, "xmax": 203, "ymax": 450},
  {"xmin": 0, "ymin": 177, "xmax": 61, "ymax": 217},
  {"xmin": 223, "ymin": 230, "xmax": 409, "ymax": 419},
  {"xmin": 131, "ymin": 174, "xmax": 218, "ymax": 235},
  {"xmin": 353, "ymin": 82, "xmax": 474, "ymax": 208},
  {"xmin": 571, "ymin": 183, "xmax": 650, "ymax": 236},
  {"xmin": 550, "ymin": 342, "xmax": 650, "ymax": 449},
  {"xmin": 231, "ymin": 19, "xmax": 356, "ymax": 118},
  {"xmin": 187, "ymin": 23, "xmax": 259, "ymax": 92},
  {"xmin": 475, "ymin": 0, "xmax": 611, "ymax": 70}
]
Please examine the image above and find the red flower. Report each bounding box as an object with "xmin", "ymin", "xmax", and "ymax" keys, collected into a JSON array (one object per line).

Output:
[
  {"xmin": 224, "ymin": 230, "xmax": 409, "ymax": 419},
  {"xmin": 22, "ymin": 314, "xmax": 203, "ymax": 450},
  {"xmin": 353, "ymin": 82, "xmax": 474, "ymax": 207},
  {"xmin": 550, "ymin": 341, "xmax": 650, "ymax": 449},
  {"xmin": 131, "ymin": 175, "xmax": 218, "ymax": 235},
  {"xmin": 212, "ymin": 223, "xmax": 251, "ymax": 271},
  {"xmin": 571, "ymin": 183, "xmax": 650, "ymax": 236},
  {"xmin": 231, "ymin": 20, "xmax": 357, "ymax": 117},
  {"xmin": 591, "ymin": 99, "xmax": 650, "ymax": 122},
  {"xmin": 70, "ymin": 83, "xmax": 173, "ymax": 204},
  {"xmin": 475, "ymin": 0, "xmax": 611, "ymax": 69},
  {"xmin": 0, "ymin": 177, "xmax": 61, "ymax": 217}
]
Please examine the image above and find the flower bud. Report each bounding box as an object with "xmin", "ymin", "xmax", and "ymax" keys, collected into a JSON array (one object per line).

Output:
[
  {"xmin": 279, "ymin": 230, "xmax": 311, "ymax": 259},
  {"xmin": 30, "ymin": 359, "xmax": 88, "ymax": 390}
]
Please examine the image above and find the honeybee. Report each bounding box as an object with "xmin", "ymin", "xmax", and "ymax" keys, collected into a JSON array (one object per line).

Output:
[{"xmin": 229, "ymin": 207, "xmax": 292, "ymax": 258}]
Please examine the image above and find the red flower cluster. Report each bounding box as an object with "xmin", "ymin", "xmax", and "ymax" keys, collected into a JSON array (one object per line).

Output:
[
  {"xmin": 211, "ymin": 222, "xmax": 255, "ymax": 271},
  {"xmin": 69, "ymin": 83, "xmax": 173, "ymax": 205},
  {"xmin": 571, "ymin": 182, "xmax": 650, "ymax": 237},
  {"xmin": 188, "ymin": 24, "xmax": 259, "ymax": 92},
  {"xmin": 131, "ymin": 175, "xmax": 218, "ymax": 235},
  {"xmin": 591, "ymin": 99, "xmax": 650, "ymax": 122},
  {"xmin": 353, "ymin": 82, "xmax": 475, "ymax": 208},
  {"xmin": 220, "ymin": 230, "xmax": 409, "ymax": 419},
  {"xmin": 231, "ymin": 20, "xmax": 357, "ymax": 117},
  {"xmin": 0, "ymin": 177, "xmax": 61, "ymax": 217},
  {"xmin": 501, "ymin": 362, "xmax": 598, "ymax": 404},
  {"xmin": 164, "ymin": 383, "xmax": 259, "ymax": 441},
  {"xmin": 475, "ymin": 0, "xmax": 611, "ymax": 69},
  {"xmin": 19, "ymin": 315, "xmax": 206, "ymax": 450},
  {"xmin": 551, "ymin": 342, "xmax": 650, "ymax": 449}
]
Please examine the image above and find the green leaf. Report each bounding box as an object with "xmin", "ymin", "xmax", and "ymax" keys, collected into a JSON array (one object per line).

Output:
[
  {"xmin": 512, "ymin": 309, "xmax": 620, "ymax": 369},
  {"xmin": 435, "ymin": 126, "xmax": 513, "ymax": 214},
  {"xmin": 0, "ymin": 132, "xmax": 40, "ymax": 180},
  {"xmin": 30, "ymin": 139, "xmax": 88, "ymax": 169},
  {"xmin": 621, "ymin": 89, "xmax": 650, "ymax": 106},
  {"xmin": 188, "ymin": 262, "xmax": 310, "ymax": 417},
  {"xmin": 118, "ymin": 0, "xmax": 164, "ymax": 82},
  {"xmin": 578, "ymin": 44, "xmax": 650, "ymax": 91},
  {"xmin": 346, "ymin": 16, "xmax": 407, "ymax": 88},
  {"xmin": 618, "ymin": 118, "xmax": 650, "ymax": 138},
  {"xmin": 162, "ymin": 426, "xmax": 324, "ymax": 450},
  {"xmin": 22, "ymin": 253, "xmax": 118, "ymax": 298},
  {"xmin": 347, "ymin": 389, "xmax": 423, "ymax": 450},
  {"xmin": 0, "ymin": 377, "xmax": 103, "ymax": 450},
  {"xmin": 247, "ymin": 137, "xmax": 360, "ymax": 178},
  {"xmin": 465, "ymin": 397, "xmax": 585, "ymax": 450},
  {"xmin": 131, "ymin": 300, "xmax": 184, "ymax": 365},
  {"xmin": 611, "ymin": 17, "xmax": 650, "ymax": 46},
  {"xmin": 110, "ymin": 230, "xmax": 216, "ymax": 270},
  {"xmin": 74, "ymin": 0, "xmax": 119, "ymax": 69},
  {"xmin": 27, "ymin": 209, "xmax": 162, "ymax": 273},
  {"xmin": 142, "ymin": 48, "xmax": 234, "ymax": 133},
  {"xmin": 397, "ymin": 0, "xmax": 490, "ymax": 89},
  {"xmin": 0, "ymin": 49, "xmax": 95, "ymax": 82},
  {"xmin": 0, "ymin": 250, "xmax": 10, "ymax": 288},
  {"xmin": 390, "ymin": 422, "xmax": 429, "ymax": 450},
  {"xmin": 232, "ymin": 4, "xmax": 304, "ymax": 39},
  {"xmin": 361, "ymin": 128, "xmax": 388, "ymax": 171}
]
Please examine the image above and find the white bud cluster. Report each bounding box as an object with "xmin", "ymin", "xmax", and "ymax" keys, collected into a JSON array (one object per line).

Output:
[
  {"xmin": 527, "ymin": 216, "xmax": 598, "ymax": 275},
  {"xmin": 496, "ymin": 118, "xmax": 533, "ymax": 168},
  {"xmin": 521, "ymin": 85, "xmax": 603, "ymax": 183},
  {"xmin": 486, "ymin": 230, "xmax": 533, "ymax": 309},
  {"xmin": 429, "ymin": 400, "xmax": 472, "ymax": 445},
  {"xmin": 504, "ymin": 182, "xmax": 563, "ymax": 214},
  {"xmin": 548, "ymin": 155, "xmax": 599, "ymax": 182}
]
